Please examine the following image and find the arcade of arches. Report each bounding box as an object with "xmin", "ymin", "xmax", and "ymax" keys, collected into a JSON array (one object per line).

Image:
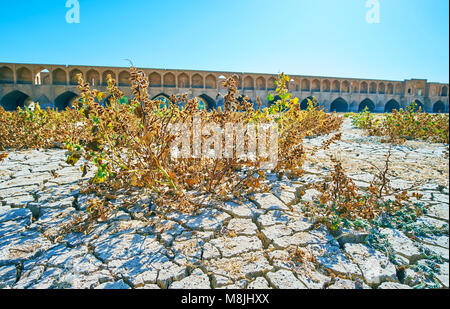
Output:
[{"xmin": 0, "ymin": 63, "xmax": 448, "ymax": 113}]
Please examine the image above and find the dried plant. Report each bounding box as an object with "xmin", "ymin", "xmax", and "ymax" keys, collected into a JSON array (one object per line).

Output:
[{"xmin": 352, "ymin": 102, "xmax": 449, "ymax": 144}]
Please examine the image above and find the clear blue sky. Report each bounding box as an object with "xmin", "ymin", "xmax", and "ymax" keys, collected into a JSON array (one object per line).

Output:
[{"xmin": 0, "ymin": 0, "xmax": 448, "ymax": 82}]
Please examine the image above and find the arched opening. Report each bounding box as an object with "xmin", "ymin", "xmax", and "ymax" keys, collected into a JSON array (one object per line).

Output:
[
  {"xmin": 0, "ymin": 91, "xmax": 32, "ymax": 111},
  {"xmin": 360, "ymin": 82, "xmax": 368, "ymax": 94},
  {"xmin": 36, "ymin": 94, "xmax": 52, "ymax": 109},
  {"xmin": 351, "ymin": 81, "xmax": 359, "ymax": 94},
  {"xmin": 178, "ymin": 73, "xmax": 190, "ymax": 88},
  {"xmin": 330, "ymin": 98, "xmax": 348, "ymax": 113},
  {"xmin": 301, "ymin": 79, "xmax": 310, "ymax": 91},
  {"xmin": 199, "ymin": 94, "xmax": 216, "ymax": 110},
  {"xmin": 268, "ymin": 95, "xmax": 282, "ymax": 107},
  {"xmin": 410, "ymin": 100, "xmax": 424, "ymax": 112},
  {"xmin": 52, "ymin": 68, "xmax": 67, "ymax": 85},
  {"xmin": 55, "ymin": 91, "xmax": 79, "ymax": 111},
  {"xmin": 331, "ymin": 80, "xmax": 340, "ymax": 93},
  {"xmin": 385, "ymin": 99, "xmax": 400, "ymax": 113},
  {"xmin": 267, "ymin": 77, "xmax": 276, "ymax": 91},
  {"xmin": 0, "ymin": 66, "xmax": 14, "ymax": 84},
  {"xmin": 16, "ymin": 67, "xmax": 32, "ymax": 84},
  {"xmin": 359, "ymin": 98, "xmax": 375, "ymax": 112},
  {"xmin": 205, "ymin": 74, "xmax": 216, "ymax": 89},
  {"xmin": 244, "ymin": 76, "xmax": 254, "ymax": 90},
  {"xmin": 102, "ymin": 70, "xmax": 116, "ymax": 86},
  {"xmin": 164, "ymin": 73, "xmax": 176, "ymax": 88},
  {"xmin": 288, "ymin": 79, "xmax": 298, "ymax": 92},
  {"xmin": 118, "ymin": 71, "xmax": 131, "ymax": 87},
  {"xmin": 311, "ymin": 79, "xmax": 320, "ymax": 92},
  {"xmin": 232, "ymin": 76, "xmax": 242, "ymax": 89},
  {"xmin": 442, "ymin": 86, "xmax": 448, "ymax": 97},
  {"xmin": 341, "ymin": 81, "xmax": 350, "ymax": 93},
  {"xmin": 34, "ymin": 68, "xmax": 50, "ymax": 85},
  {"xmin": 86, "ymin": 70, "xmax": 100, "ymax": 87},
  {"xmin": 256, "ymin": 77, "xmax": 266, "ymax": 90},
  {"xmin": 322, "ymin": 80, "xmax": 330, "ymax": 92},
  {"xmin": 152, "ymin": 93, "xmax": 171, "ymax": 108},
  {"xmin": 395, "ymin": 84, "xmax": 402, "ymax": 95},
  {"xmin": 149, "ymin": 72, "xmax": 162, "ymax": 88},
  {"xmin": 378, "ymin": 83, "xmax": 386, "ymax": 94},
  {"xmin": 70, "ymin": 69, "xmax": 83, "ymax": 85},
  {"xmin": 192, "ymin": 74, "xmax": 203, "ymax": 89},
  {"xmin": 218, "ymin": 75, "xmax": 227, "ymax": 89},
  {"xmin": 433, "ymin": 101, "xmax": 445, "ymax": 113},
  {"xmin": 300, "ymin": 96, "xmax": 315, "ymax": 110},
  {"xmin": 369, "ymin": 82, "xmax": 377, "ymax": 94},
  {"xmin": 387, "ymin": 83, "xmax": 393, "ymax": 95}
]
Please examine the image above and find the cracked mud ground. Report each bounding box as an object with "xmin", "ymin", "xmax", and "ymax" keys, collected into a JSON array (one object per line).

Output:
[{"xmin": 0, "ymin": 118, "xmax": 448, "ymax": 289}]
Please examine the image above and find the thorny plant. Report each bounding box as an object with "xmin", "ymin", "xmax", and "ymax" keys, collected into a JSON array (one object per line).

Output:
[
  {"xmin": 303, "ymin": 145, "xmax": 425, "ymax": 231},
  {"xmin": 58, "ymin": 69, "xmax": 343, "ymax": 229},
  {"xmin": 352, "ymin": 102, "xmax": 449, "ymax": 144},
  {"xmin": 0, "ymin": 103, "xmax": 88, "ymax": 150}
]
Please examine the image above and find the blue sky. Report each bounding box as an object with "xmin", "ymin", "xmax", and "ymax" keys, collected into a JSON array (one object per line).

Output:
[{"xmin": 0, "ymin": 0, "xmax": 448, "ymax": 82}]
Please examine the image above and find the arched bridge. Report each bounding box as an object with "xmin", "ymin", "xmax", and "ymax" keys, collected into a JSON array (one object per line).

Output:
[{"xmin": 0, "ymin": 62, "xmax": 448, "ymax": 113}]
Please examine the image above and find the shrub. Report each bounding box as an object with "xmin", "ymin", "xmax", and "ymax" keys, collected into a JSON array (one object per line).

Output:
[{"xmin": 352, "ymin": 102, "xmax": 449, "ymax": 144}]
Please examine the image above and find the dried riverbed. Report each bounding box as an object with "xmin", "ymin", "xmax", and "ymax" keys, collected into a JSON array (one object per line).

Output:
[{"xmin": 0, "ymin": 118, "xmax": 448, "ymax": 289}]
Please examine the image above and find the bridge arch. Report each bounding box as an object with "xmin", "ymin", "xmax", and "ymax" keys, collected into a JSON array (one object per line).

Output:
[
  {"xmin": 192, "ymin": 74, "xmax": 203, "ymax": 88},
  {"xmin": 301, "ymin": 79, "xmax": 310, "ymax": 91},
  {"xmin": 331, "ymin": 80, "xmax": 340, "ymax": 93},
  {"xmin": 53, "ymin": 68, "xmax": 67, "ymax": 85},
  {"xmin": 410, "ymin": 100, "xmax": 424, "ymax": 112},
  {"xmin": 152, "ymin": 93, "xmax": 171, "ymax": 108},
  {"xmin": 387, "ymin": 83, "xmax": 393, "ymax": 95},
  {"xmin": 300, "ymin": 96, "xmax": 315, "ymax": 110},
  {"xmin": 322, "ymin": 80, "xmax": 330, "ymax": 92},
  {"xmin": 378, "ymin": 83, "xmax": 386, "ymax": 94},
  {"xmin": 385, "ymin": 99, "xmax": 400, "ymax": 113},
  {"xmin": 198, "ymin": 94, "xmax": 216, "ymax": 110},
  {"xmin": 118, "ymin": 71, "xmax": 131, "ymax": 86},
  {"xmin": 148, "ymin": 72, "xmax": 162, "ymax": 88},
  {"xmin": 359, "ymin": 98, "xmax": 375, "ymax": 112},
  {"xmin": 369, "ymin": 82, "xmax": 377, "ymax": 94},
  {"xmin": 70, "ymin": 69, "xmax": 83, "ymax": 85},
  {"xmin": 433, "ymin": 101, "xmax": 445, "ymax": 113},
  {"xmin": 256, "ymin": 77, "xmax": 266, "ymax": 90},
  {"xmin": 342, "ymin": 81, "xmax": 350, "ymax": 93},
  {"xmin": 244, "ymin": 76, "xmax": 254, "ymax": 90},
  {"xmin": 351, "ymin": 81, "xmax": 359, "ymax": 93},
  {"xmin": 86, "ymin": 70, "xmax": 100, "ymax": 86},
  {"xmin": 311, "ymin": 79, "xmax": 320, "ymax": 92},
  {"xmin": 36, "ymin": 94, "xmax": 52, "ymax": 109},
  {"xmin": 205, "ymin": 74, "xmax": 216, "ymax": 89},
  {"xmin": 55, "ymin": 91, "xmax": 79, "ymax": 110},
  {"xmin": 442, "ymin": 86, "xmax": 448, "ymax": 97},
  {"xmin": 0, "ymin": 66, "xmax": 14, "ymax": 84},
  {"xmin": 163, "ymin": 73, "xmax": 176, "ymax": 88},
  {"xmin": 330, "ymin": 98, "xmax": 348, "ymax": 113},
  {"xmin": 360, "ymin": 82, "xmax": 368, "ymax": 94},
  {"xmin": 267, "ymin": 77, "xmax": 276, "ymax": 91},
  {"xmin": 0, "ymin": 90, "xmax": 32, "ymax": 111},
  {"xmin": 34, "ymin": 68, "xmax": 50, "ymax": 85},
  {"xmin": 102, "ymin": 70, "xmax": 116, "ymax": 86},
  {"xmin": 178, "ymin": 73, "xmax": 190, "ymax": 88},
  {"xmin": 268, "ymin": 95, "xmax": 282, "ymax": 107},
  {"xmin": 16, "ymin": 67, "xmax": 33, "ymax": 84}
]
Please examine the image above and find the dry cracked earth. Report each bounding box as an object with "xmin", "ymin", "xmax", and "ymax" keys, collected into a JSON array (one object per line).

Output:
[{"xmin": 0, "ymin": 118, "xmax": 449, "ymax": 289}]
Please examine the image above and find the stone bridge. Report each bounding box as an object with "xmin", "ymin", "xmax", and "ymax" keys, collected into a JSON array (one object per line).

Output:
[{"xmin": 0, "ymin": 62, "xmax": 448, "ymax": 113}]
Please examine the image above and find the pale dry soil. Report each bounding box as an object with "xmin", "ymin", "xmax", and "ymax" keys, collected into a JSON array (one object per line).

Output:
[{"xmin": 0, "ymin": 118, "xmax": 448, "ymax": 289}]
